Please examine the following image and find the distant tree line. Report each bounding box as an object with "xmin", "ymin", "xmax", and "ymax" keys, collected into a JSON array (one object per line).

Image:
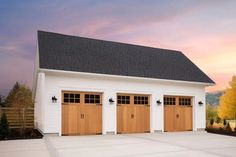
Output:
[
  {"xmin": 218, "ymin": 76, "xmax": 236, "ymax": 120},
  {"xmin": 206, "ymin": 76, "xmax": 236, "ymax": 130}
]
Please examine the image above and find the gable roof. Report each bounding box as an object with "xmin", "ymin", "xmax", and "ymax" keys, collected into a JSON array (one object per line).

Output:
[{"xmin": 37, "ymin": 31, "xmax": 214, "ymax": 84}]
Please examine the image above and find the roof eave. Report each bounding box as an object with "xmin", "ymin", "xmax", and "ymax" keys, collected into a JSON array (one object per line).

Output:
[{"xmin": 38, "ymin": 68, "xmax": 215, "ymax": 87}]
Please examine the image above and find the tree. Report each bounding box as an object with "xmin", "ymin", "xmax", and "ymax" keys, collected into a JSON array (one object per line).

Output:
[
  {"xmin": 0, "ymin": 112, "xmax": 10, "ymax": 139},
  {"xmin": 206, "ymin": 104, "xmax": 218, "ymax": 120},
  {"xmin": 5, "ymin": 82, "xmax": 34, "ymax": 135},
  {"xmin": 5, "ymin": 82, "xmax": 20, "ymax": 106},
  {"xmin": 0, "ymin": 95, "xmax": 6, "ymax": 107},
  {"xmin": 5, "ymin": 82, "xmax": 33, "ymax": 108},
  {"xmin": 218, "ymin": 76, "xmax": 236, "ymax": 120}
]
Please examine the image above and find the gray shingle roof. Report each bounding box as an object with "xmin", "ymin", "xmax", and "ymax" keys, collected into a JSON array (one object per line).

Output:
[{"xmin": 38, "ymin": 31, "xmax": 214, "ymax": 84}]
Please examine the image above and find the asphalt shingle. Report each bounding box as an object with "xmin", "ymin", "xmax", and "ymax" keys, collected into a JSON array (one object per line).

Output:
[{"xmin": 38, "ymin": 31, "xmax": 214, "ymax": 84}]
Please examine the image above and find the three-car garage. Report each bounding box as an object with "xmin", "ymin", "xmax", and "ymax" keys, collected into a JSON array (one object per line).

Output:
[
  {"xmin": 35, "ymin": 31, "xmax": 213, "ymax": 136},
  {"xmin": 61, "ymin": 91, "xmax": 193, "ymax": 135}
]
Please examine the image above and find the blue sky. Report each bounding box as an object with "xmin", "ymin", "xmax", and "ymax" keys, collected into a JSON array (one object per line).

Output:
[{"xmin": 1, "ymin": 0, "xmax": 236, "ymax": 96}]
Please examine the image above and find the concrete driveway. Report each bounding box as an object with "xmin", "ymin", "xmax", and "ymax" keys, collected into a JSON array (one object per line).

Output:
[{"xmin": 0, "ymin": 132, "xmax": 236, "ymax": 157}]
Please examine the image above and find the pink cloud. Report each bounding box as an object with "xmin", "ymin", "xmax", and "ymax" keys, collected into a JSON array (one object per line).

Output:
[{"xmin": 1, "ymin": 0, "xmax": 236, "ymax": 95}]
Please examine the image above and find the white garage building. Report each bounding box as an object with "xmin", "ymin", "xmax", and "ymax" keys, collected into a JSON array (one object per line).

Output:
[{"xmin": 33, "ymin": 31, "xmax": 214, "ymax": 136}]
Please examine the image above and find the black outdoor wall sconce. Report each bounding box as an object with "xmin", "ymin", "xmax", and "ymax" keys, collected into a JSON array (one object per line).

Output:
[
  {"xmin": 198, "ymin": 101, "xmax": 203, "ymax": 105},
  {"xmin": 156, "ymin": 100, "xmax": 162, "ymax": 105},
  {"xmin": 52, "ymin": 96, "xmax": 57, "ymax": 103},
  {"xmin": 109, "ymin": 98, "xmax": 115, "ymax": 103}
]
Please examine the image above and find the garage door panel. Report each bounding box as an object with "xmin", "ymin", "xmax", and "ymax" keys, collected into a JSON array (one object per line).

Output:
[
  {"xmin": 61, "ymin": 92, "xmax": 102, "ymax": 135},
  {"xmin": 134, "ymin": 106, "xmax": 143, "ymax": 132},
  {"xmin": 128, "ymin": 106, "xmax": 136, "ymax": 133},
  {"xmin": 95, "ymin": 106, "xmax": 102, "ymax": 133},
  {"xmin": 164, "ymin": 96, "xmax": 192, "ymax": 132},
  {"xmin": 68, "ymin": 105, "xmax": 81, "ymax": 135},
  {"xmin": 84, "ymin": 105, "xmax": 94, "ymax": 134},
  {"xmin": 164, "ymin": 106, "xmax": 175, "ymax": 132},
  {"xmin": 135, "ymin": 105, "xmax": 150, "ymax": 133},
  {"xmin": 62, "ymin": 105, "xmax": 69, "ymax": 135},
  {"xmin": 183, "ymin": 107, "xmax": 192, "ymax": 130},
  {"xmin": 117, "ymin": 106, "xmax": 122, "ymax": 133},
  {"xmin": 117, "ymin": 94, "xmax": 150, "ymax": 134},
  {"xmin": 118, "ymin": 105, "xmax": 134, "ymax": 133},
  {"xmin": 145, "ymin": 106, "xmax": 150, "ymax": 132}
]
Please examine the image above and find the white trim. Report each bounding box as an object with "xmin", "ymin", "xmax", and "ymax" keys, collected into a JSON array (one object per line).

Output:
[
  {"xmin": 32, "ymin": 43, "xmax": 40, "ymax": 99},
  {"xmin": 39, "ymin": 68, "xmax": 215, "ymax": 86}
]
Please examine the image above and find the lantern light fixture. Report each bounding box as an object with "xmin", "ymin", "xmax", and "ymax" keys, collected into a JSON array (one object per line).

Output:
[
  {"xmin": 156, "ymin": 100, "xmax": 162, "ymax": 105},
  {"xmin": 109, "ymin": 98, "xmax": 115, "ymax": 103},
  {"xmin": 198, "ymin": 101, "xmax": 203, "ymax": 105},
  {"xmin": 52, "ymin": 96, "xmax": 57, "ymax": 103}
]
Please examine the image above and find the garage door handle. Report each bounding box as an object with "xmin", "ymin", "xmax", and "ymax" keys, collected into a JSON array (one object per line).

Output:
[
  {"xmin": 81, "ymin": 114, "xmax": 84, "ymax": 119},
  {"xmin": 131, "ymin": 114, "xmax": 134, "ymax": 119},
  {"xmin": 176, "ymin": 114, "xmax": 179, "ymax": 118}
]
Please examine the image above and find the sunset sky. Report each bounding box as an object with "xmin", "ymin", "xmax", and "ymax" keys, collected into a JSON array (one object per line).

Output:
[{"xmin": 0, "ymin": 0, "xmax": 236, "ymax": 96}]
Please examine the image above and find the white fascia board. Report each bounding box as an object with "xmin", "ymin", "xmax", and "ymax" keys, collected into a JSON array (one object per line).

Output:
[
  {"xmin": 32, "ymin": 43, "xmax": 40, "ymax": 99},
  {"xmin": 38, "ymin": 68, "xmax": 215, "ymax": 87}
]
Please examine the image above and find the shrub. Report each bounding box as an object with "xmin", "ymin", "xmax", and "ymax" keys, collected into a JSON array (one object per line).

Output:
[
  {"xmin": 0, "ymin": 112, "xmax": 10, "ymax": 139},
  {"xmin": 210, "ymin": 119, "xmax": 214, "ymax": 126},
  {"xmin": 223, "ymin": 119, "xmax": 227, "ymax": 126},
  {"xmin": 225, "ymin": 122, "xmax": 232, "ymax": 132},
  {"xmin": 216, "ymin": 117, "xmax": 221, "ymax": 124}
]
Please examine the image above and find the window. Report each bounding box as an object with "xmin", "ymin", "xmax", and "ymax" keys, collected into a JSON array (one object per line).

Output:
[
  {"xmin": 134, "ymin": 96, "xmax": 148, "ymax": 105},
  {"xmin": 85, "ymin": 94, "xmax": 100, "ymax": 104},
  {"xmin": 179, "ymin": 97, "xmax": 191, "ymax": 106},
  {"xmin": 117, "ymin": 95, "xmax": 130, "ymax": 104},
  {"xmin": 164, "ymin": 97, "xmax": 176, "ymax": 105},
  {"xmin": 63, "ymin": 93, "xmax": 80, "ymax": 103}
]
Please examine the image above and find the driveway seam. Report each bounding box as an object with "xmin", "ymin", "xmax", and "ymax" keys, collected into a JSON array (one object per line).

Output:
[{"xmin": 43, "ymin": 136, "xmax": 61, "ymax": 157}]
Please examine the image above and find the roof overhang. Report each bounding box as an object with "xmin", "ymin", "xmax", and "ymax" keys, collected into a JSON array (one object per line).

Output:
[{"xmin": 39, "ymin": 68, "xmax": 215, "ymax": 87}]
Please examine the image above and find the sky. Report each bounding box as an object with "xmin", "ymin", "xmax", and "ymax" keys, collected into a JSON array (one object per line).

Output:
[{"xmin": 0, "ymin": 0, "xmax": 236, "ymax": 96}]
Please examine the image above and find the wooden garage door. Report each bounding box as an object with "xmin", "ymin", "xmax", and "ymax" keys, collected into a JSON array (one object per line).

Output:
[
  {"xmin": 164, "ymin": 96, "xmax": 192, "ymax": 132},
  {"xmin": 61, "ymin": 91, "xmax": 102, "ymax": 135},
  {"xmin": 117, "ymin": 94, "xmax": 150, "ymax": 133}
]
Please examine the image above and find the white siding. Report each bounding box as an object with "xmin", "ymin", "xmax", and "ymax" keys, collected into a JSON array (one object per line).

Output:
[
  {"xmin": 34, "ymin": 72, "xmax": 45, "ymax": 132},
  {"xmin": 35, "ymin": 71, "xmax": 207, "ymax": 134}
]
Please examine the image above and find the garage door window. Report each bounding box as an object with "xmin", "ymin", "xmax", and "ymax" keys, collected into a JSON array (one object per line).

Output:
[
  {"xmin": 63, "ymin": 93, "xmax": 80, "ymax": 103},
  {"xmin": 117, "ymin": 96, "xmax": 130, "ymax": 104},
  {"xmin": 164, "ymin": 97, "xmax": 176, "ymax": 105},
  {"xmin": 179, "ymin": 98, "xmax": 191, "ymax": 106},
  {"xmin": 85, "ymin": 94, "xmax": 100, "ymax": 104},
  {"xmin": 134, "ymin": 96, "xmax": 148, "ymax": 105}
]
